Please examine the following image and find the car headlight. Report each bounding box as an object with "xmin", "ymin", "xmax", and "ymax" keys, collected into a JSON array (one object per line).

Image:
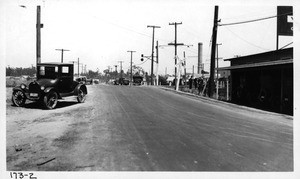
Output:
[
  {"xmin": 40, "ymin": 86, "xmax": 45, "ymax": 90},
  {"xmin": 20, "ymin": 84, "xmax": 26, "ymax": 89}
]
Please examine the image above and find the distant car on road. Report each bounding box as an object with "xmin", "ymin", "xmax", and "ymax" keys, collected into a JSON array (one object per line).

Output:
[
  {"xmin": 93, "ymin": 79, "xmax": 99, "ymax": 84},
  {"xmin": 133, "ymin": 76, "xmax": 143, "ymax": 85},
  {"xmin": 11, "ymin": 62, "xmax": 88, "ymax": 109},
  {"xmin": 119, "ymin": 78, "xmax": 129, "ymax": 85},
  {"xmin": 75, "ymin": 76, "xmax": 87, "ymax": 84},
  {"xmin": 86, "ymin": 78, "xmax": 93, "ymax": 85}
]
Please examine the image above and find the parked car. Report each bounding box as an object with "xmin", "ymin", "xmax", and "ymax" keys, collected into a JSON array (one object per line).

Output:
[{"xmin": 11, "ymin": 62, "xmax": 87, "ymax": 109}]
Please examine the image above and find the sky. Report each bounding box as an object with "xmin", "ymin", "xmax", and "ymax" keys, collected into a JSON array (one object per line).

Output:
[{"xmin": 1, "ymin": 0, "xmax": 296, "ymax": 75}]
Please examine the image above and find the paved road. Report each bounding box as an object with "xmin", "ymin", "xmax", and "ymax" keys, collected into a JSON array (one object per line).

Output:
[{"xmin": 6, "ymin": 84, "xmax": 293, "ymax": 171}]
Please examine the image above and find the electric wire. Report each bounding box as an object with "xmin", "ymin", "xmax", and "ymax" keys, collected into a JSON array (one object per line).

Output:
[
  {"xmin": 219, "ymin": 12, "xmax": 292, "ymax": 26},
  {"xmin": 134, "ymin": 58, "xmax": 151, "ymax": 66},
  {"xmin": 224, "ymin": 26, "xmax": 271, "ymax": 51}
]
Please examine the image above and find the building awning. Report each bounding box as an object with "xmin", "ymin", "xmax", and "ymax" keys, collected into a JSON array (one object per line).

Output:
[{"xmin": 217, "ymin": 59, "xmax": 293, "ymax": 71}]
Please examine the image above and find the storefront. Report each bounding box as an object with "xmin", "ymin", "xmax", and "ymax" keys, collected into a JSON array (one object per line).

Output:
[{"xmin": 219, "ymin": 48, "xmax": 293, "ymax": 115}]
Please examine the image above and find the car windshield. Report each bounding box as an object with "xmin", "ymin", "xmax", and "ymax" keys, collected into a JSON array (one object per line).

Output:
[{"xmin": 38, "ymin": 66, "xmax": 58, "ymax": 79}]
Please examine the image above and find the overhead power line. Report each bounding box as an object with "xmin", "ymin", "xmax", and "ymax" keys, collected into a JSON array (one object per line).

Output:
[
  {"xmin": 219, "ymin": 12, "xmax": 292, "ymax": 26},
  {"xmin": 224, "ymin": 26, "xmax": 271, "ymax": 51}
]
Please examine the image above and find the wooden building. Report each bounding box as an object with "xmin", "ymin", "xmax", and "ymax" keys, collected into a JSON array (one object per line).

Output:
[{"xmin": 219, "ymin": 47, "xmax": 293, "ymax": 115}]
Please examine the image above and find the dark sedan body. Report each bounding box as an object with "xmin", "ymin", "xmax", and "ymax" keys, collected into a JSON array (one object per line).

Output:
[{"xmin": 12, "ymin": 63, "xmax": 87, "ymax": 109}]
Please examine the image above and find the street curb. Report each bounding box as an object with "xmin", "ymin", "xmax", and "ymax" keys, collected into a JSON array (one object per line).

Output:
[{"xmin": 155, "ymin": 86, "xmax": 293, "ymax": 120}]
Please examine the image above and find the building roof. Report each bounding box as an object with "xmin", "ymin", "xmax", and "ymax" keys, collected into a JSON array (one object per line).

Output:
[
  {"xmin": 224, "ymin": 47, "xmax": 293, "ymax": 62},
  {"xmin": 37, "ymin": 62, "xmax": 73, "ymax": 66},
  {"xmin": 218, "ymin": 47, "xmax": 293, "ymax": 70},
  {"xmin": 217, "ymin": 59, "xmax": 293, "ymax": 70}
]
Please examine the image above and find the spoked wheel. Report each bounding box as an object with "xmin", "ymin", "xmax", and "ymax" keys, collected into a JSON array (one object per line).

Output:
[
  {"xmin": 77, "ymin": 88, "xmax": 86, "ymax": 103},
  {"xmin": 43, "ymin": 91, "xmax": 58, "ymax": 109},
  {"xmin": 12, "ymin": 90, "xmax": 26, "ymax": 107}
]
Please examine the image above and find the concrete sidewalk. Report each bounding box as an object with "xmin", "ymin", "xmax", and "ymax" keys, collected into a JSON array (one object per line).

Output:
[{"xmin": 155, "ymin": 85, "xmax": 293, "ymax": 120}]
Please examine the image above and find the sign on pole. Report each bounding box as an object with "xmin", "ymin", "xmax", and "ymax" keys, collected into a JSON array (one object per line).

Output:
[{"xmin": 277, "ymin": 6, "xmax": 293, "ymax": 36}]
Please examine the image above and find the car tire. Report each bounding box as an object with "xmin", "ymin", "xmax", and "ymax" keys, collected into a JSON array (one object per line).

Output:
[
  {"xmin": 77, "ymin": 88, "xmax": 86, "ymax": 103},
  {"xmin": 43, "ymin": 91, "xmax": 58, "ymax": 109},
  {"xmin": 12, "ymin": 90, "xmax": 26, "ymax": 107}
]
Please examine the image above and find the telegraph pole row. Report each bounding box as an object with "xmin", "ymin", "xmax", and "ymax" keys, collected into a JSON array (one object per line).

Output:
[{"xmin": 69, "ymin": 58, "xmax": 81, "ymax": 77}]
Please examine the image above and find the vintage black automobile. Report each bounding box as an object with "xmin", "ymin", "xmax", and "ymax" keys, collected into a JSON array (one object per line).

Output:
[{"xmin": 12, "ymin": 62, "xmax": 87, "ymax": 109}]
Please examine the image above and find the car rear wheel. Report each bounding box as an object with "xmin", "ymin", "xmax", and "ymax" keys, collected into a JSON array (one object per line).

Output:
[
  {"xmin": 12, "ymin": 90, "xmax": 26, "ymax": 107},
  {"xmin": 77, "ymin": 88, "xmax": 86, "ymax": 103},
  {"xmin": 43, "ymin": 91, "xmax": 58, "ymax": 109}
]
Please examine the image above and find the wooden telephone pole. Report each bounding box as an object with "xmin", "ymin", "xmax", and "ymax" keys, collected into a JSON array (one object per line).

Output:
[
  {"xmin": 127, "ymin": 50, "xmax": 136, "ymax": 85},
  {"xmin": 55, "ymin": 49, "xmax": 70, "ymax": 63},
  {"xmin": 36, "ymin": 6, "xmax": 43, "ymax": 66},
  {"xmin": 147, "ymin": 25, "xmax": 160, "ymax": 85},
  {"xmin": 169, "ymin": 22, "xmax": 184, "ymax": 90},
  {"xmin": 208, "ymin": 6, "xmax": 219, "ymax": 98}
]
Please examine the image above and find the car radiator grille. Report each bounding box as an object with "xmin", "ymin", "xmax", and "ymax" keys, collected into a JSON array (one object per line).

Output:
[{"xmin": 28, "ymin": 82, "xmax": 41, "ymax": 98}]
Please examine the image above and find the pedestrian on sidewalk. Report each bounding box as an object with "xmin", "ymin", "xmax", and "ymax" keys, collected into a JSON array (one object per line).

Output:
[
  {"xmin": 198, "ymin": 77, "xmax": 204, "ymax": 95},
  {"xmin": 194, "ymin": 77, "xmax": 198, "ymax": 94},
  {"xmin": 188, "ymin": 76, "xmax": 193, "ymax": 92}
]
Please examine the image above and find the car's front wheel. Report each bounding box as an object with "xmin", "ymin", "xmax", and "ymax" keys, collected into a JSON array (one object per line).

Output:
[
  {"xmin": 43, "ymin": 91, "xmax": 58, "ymax": 109},
  {"xmin": 77, "ymin": 88, "xmax": 86, "ymax": 103},
  {"xmin": 12, "ymin": 90, "xmax": 26, "ymax": 107}
]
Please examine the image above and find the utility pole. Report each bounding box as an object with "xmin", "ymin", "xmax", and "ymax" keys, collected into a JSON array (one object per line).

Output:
[
  {"xmin": 69, "ymin": 58, "xmax": 80, "ymax": 77},
  {"xmin": 69, "ymin": 60, "xmax": 76, "ymax": 76},
  {"xmin": 36, "ymin": 5, "xmax": 43, "ymax": 66},
  {"xmin": 81, "ymin": 64, "xmax": 84, "ymax": 75},
  {"xmin": 208, "ymin": 6, "xmax": 219, "ymax": 98},
  {"xmin": 114, "ymin": 65, "xmax": 118, "ymax": 79},
  {"xmin": 127, "ymin": 50, "xmax": 136, "ymax": 85},
  {"xmin": 169, "ymin": 22, "xmax": 184, "ymax": 90},
  {"xmin": 165, "ymin": 67, "xmax": 167, "ymax": 76},
  {"xmin": 216, "ymin": 43, "xmax": 222, "ymax": 81},
  {"xmin": 193, "ymin": 65, "xmax": 195, "ymax": 76},
  {"xmin": 118, "ymin": 61, "xmax": 124, "ymax": 79},
  {"xmin": 147, "ymin": 25, "xmax": 160, "ymax": 85},
  {"xmin": 184, "ymin": 51, "xmax": 187, "ymax": 85},
  {"xmin": 155, "ymin": 41, "xmax": 159, "ymax": 85},
  {"xmin": 78, "ymin": 58, "xmax": 80, "ymax": 77},
  {"xmin": 55, "ymin": 49, "xmax": 70, "ymax": 63}
]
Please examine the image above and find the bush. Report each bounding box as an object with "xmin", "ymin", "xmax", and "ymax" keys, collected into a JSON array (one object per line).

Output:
[{"xmin": 6, "ymin": 77, "xmax": 35, "ymax": 87}]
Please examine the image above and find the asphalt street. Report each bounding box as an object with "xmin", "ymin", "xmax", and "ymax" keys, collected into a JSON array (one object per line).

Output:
[{"xmin": 6, "ymin": 84, "xmax": 293, "ymax": 171}]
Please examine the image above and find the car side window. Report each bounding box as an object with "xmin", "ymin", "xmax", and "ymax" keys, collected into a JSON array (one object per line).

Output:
[
  {"xmin": 39, "ymin": 66, "xmax": 45, "ymax": 75},
  {"xmin": 62, "ymin": 66, "xmax": 69, "ymax": 74}
]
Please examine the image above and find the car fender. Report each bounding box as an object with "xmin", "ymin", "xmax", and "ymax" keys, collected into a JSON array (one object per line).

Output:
[
  {"xmin": 74, "ymin": 84, "xmax": 87, "ymax": 95},
  {"xmin": 44, "ymin": 87, "xmax": 57, "ymax": 94},
  {"xmin": 12, "ymin": 86, "xmax": 26, "ymax": 92}
]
